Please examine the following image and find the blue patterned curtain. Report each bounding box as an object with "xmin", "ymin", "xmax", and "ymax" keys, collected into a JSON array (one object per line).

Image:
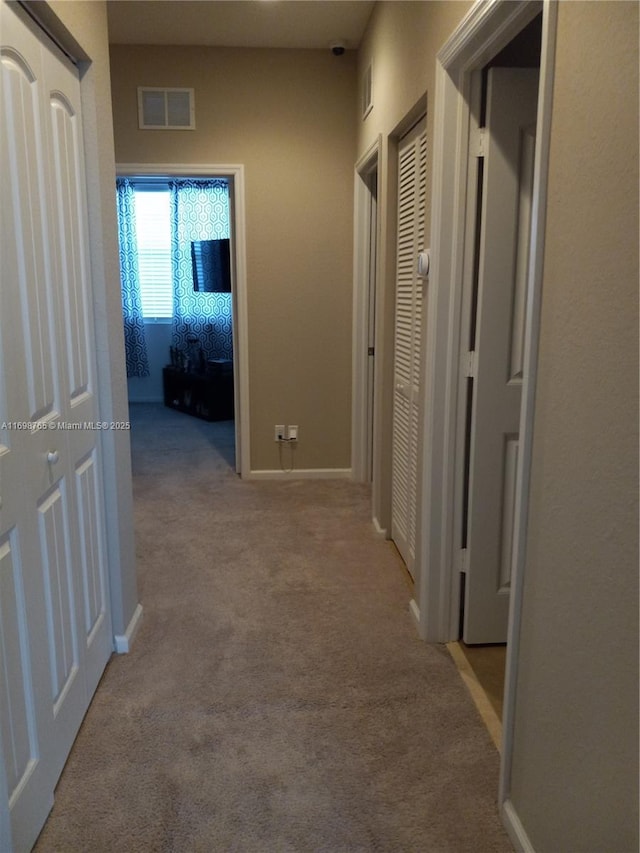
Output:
[
  {"xmin": 116, "ymin": 178, "xmax": 150, "ymax": 377},
  {"xmin": 170, "ymin": 179, "xmax": 233, "ymax": 361}
]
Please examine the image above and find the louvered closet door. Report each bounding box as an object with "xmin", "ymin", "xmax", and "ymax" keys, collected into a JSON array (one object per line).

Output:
[
  {"xmin": 391, "ymin": 118, "xmax": 427, "ymax": 577},
  {"xmin": 0, "ymin": 4, "xmax": 112, "ymax": 850}
]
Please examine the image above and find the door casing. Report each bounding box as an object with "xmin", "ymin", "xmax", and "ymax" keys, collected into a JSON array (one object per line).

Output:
[
  {"xmin": 352, "ymin": 137, "xmax": 381, "ymax": 483},
  {"xmin": 116, "ymin": 163, "xmax": 250, "ymax": 480},
  {"xmin": 409, "ymin": 0, "xmax": 558, "ymax": 844}
]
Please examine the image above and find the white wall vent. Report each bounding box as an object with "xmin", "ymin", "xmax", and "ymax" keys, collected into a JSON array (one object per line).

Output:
[
  {"xmin": 362, "ymin": 64, "xmax": 373, "ymax": 119},
  {"xmin": 137, "ymin": 87, "xmax": 195, "ymax": 130}
]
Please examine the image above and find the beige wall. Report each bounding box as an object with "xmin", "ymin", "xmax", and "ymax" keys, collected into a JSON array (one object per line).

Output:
[
  {"xmin": 354, "ymin": 0, "xmax": 470, "ymax": 539},
  {"xmin": 358, "ymin": 1, "xmax": 638, "ymax": 847},
  {"xmin": 109, "ymin": 45, "xmax": 357, "ymax": 472},
  {"xmin": 357, "ymin": 0, "xmax": 471, "ymax": 159},
  {"xmin": 42, "ymin": 0, "xmax": 139, "ymax": 636},
  {"xmin": 510, "ymin": 2, "xmax": 639, "ymax": 849}
]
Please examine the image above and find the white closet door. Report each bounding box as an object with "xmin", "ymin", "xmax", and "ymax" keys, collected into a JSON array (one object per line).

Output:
[
  {"xmin": 0, "ymin": 4, "xmax": 112, "ymax": 849},
  {"xmin": 391, "ymin": 118, "xmax": 427, "ymax": 577}
]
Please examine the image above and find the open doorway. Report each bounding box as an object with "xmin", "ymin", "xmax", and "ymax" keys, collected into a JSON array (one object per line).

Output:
[
  {"xmin": 418, "ymin": 0, "xmax": 558, "ymax": 835},
  {"xmin": 459, "ymin": 16, "xmax": 542, "ymax": 644},
  {"xmin": 451, "ymin": 14, "xmax": 543, "ymax": 725},
  {"xmin": 352, "ymin": 138, "xmax": 380, "ymax": 484},
  {"xmin": 116, "ymin": 165, "xmax": 250, "ymax": 478}
]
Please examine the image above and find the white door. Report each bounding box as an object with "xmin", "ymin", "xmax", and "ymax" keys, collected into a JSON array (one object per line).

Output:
[
  {"xmin": 391, "ymin": 118, "xmax": 427, "ymax": 577},
  {"xmin": 463, "ymin": 68, "xmax": 539, "ymax": 643},
  {"xmin": 0, "ymin": 3, "xmax": 112, "ymax": 849}
]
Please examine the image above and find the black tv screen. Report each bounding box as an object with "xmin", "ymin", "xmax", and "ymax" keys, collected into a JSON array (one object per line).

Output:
[{"xmin": 191, "ymin": 238, "xmax": 231, "ymax": 293}]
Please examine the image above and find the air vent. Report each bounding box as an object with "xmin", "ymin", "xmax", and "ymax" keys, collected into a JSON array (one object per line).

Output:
[
  {"xmin": 137, "ymin": 87, "xmax": 195, "ymax": 130},
  {"xmin": 362, "ymin": 64, "xmax": 372, "ymax": 119}
]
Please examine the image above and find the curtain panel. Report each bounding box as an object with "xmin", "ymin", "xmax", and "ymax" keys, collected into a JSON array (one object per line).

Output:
[
  {"xmin": 170, "ymin": 179, "xmax": 233, "ymax": 361},
  {"xmin": 116, "ymin": 178, "xmax": 150, "ymax": 377}
]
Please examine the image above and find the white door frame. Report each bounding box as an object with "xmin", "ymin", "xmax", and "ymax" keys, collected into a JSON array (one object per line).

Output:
[
  {"xmin": 352, "ymin": 136, "xmax": 381, "ymax": 482},
  {"xmin": 411, "ymin": 0, "xmax": 557, "ymax": 841},
  {"xmin": 116, "ymin": 163, "xmax": 250, "ymax": 480}
]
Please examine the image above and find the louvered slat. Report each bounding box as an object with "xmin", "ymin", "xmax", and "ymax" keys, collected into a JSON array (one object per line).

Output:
[{"xmin": 391, "ymin": 118, "xmax": 427, "ymax": 574}]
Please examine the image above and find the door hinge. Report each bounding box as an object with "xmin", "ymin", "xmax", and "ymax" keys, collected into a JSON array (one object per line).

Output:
[
  {"xmin": 368, "ymin": 346, "xmax": 375, "ymax": 357},
  {"xmin": 460, "ymin": 548, "xmax": 469, "ymax": 574},
  {"xmin": 464, "ymin": 350, "xmax": 476, "ymax": 378},
  {"xmin": 472, "ymin": 126, "xmax": 486, "ymax": 158}
]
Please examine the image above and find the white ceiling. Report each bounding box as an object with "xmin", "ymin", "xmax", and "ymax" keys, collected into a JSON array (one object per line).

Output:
[{"xmin": 106, "ymin": 1, "xmax": 376, "ymax": 50}]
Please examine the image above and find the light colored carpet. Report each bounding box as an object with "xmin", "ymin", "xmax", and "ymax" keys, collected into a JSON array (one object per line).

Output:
[{"xmin": 35, "ymin": 403, "xmax": 512, "ymax": 852}]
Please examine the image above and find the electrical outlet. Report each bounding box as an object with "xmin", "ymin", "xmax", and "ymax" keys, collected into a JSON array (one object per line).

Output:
[
  {"xmin": 275, "ymin": 424, "xmax": 285, "ymax": 442},
  {"xmin": 287, "ymin": 425, "xmax": 298, "ymax": 441}
]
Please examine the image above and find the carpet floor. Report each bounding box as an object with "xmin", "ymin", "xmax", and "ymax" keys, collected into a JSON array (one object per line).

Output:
[{"xmin": 35, "ymin": 403, "xmax": 512, "ymax": 852}]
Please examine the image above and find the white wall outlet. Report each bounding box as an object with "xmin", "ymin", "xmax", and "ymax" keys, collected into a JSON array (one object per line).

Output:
[
  {"xmin": 287, "ymin": 425, "xmax": 298, "ymax": 441},
  {"xmin": 275, "ymin": 424, "xmax": 285, "ymax": 441}
]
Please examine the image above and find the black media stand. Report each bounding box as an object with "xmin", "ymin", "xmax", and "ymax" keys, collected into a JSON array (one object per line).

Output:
[{"xmin": 162, "ymin": 360, "xmax": 234, "ymax": 421}]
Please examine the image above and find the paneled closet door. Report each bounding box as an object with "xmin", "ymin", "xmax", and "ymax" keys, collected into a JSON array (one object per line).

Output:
[
  {"xmin": 0, "ymin": 4, "xmax": 112, "ymax": 850},
  {"xmin": 391, "ymin": 118, "xmax": 427, "ymax": 578}
]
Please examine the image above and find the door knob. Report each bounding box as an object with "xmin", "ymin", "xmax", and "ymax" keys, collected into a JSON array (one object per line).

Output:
[{"xmin": 47, "ymin": 450, "xmax": 59, "ymax": 464}]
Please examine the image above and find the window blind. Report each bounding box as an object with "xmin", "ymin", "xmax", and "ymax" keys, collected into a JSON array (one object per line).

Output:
[{"xmin": 133, "ymin": 189, "xmax": 173, "ymax": 319}]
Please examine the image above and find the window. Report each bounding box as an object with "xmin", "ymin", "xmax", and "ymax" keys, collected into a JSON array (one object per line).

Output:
[{"xmin": 133, "ymin": 187, "xmax": 173, "ymax": 319}]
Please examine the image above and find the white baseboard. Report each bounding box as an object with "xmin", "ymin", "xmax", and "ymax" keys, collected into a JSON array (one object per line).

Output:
[
  {"xmin": 502, "ymin": 798, "xmax": 535, "ymax": 853},
  {"xmin": 247, "ymin": 468, "xmax": 352, "ymax": 480},
  {"xmin": 113, "ymin": 603, "xmax": 143, "ymax": 654},
  {"xmin": 372, "ymin": 517, "xmax": 388, "ymax": 538},
  {"xmin": 409, "ymin": 598, "xmax": 421, "ymax": 631}
]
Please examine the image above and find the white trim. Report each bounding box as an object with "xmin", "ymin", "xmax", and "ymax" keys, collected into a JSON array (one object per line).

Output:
[
  {"xmin": 113, "ymin": 603, "xmax": 143, "ymax": 654},
  {"xmin": 438, "ymin": 0, "xmax": 542, "ymax": 69},
  {"xmin": 501, "ymin": 799, "xmax": 536, "ymax": 853},
  {"xmin": 352, "ymin": 136, "xmax": 381, "ymax": 483},
  {"xmin": 372, "ymin": 517, "xmax": 387, "ymax": 539},
  {"xmin": 500, "ymin": 0, "xmax": 558, "ymax": 806},
  {"xmin": 247, "ymin": 468, "xmax": 352, "ymax": 481},
  {"xmin": 409, "ymin": 598, "xmax": 421, "ymax": 630},
  {"xmin": 116, "ymin": 163, "xmax": 251, "ymax": 479}
]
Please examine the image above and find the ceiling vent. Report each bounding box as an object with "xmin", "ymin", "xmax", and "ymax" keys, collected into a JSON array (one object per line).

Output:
[
  {"xmin": 362, "ymin": 64, "xmax": 373, "ymax": 119},
  {"xmin": 137, "ymin": 87, "xmax": 195, "ymax": 130}
]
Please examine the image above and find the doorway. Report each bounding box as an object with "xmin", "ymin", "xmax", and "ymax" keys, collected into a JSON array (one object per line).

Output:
[
  {"xmin": 459, "ymin": 24, "xmax": 542, "ymax": 646},
  {"xmin": 449, "ymin": 19, "xmax": 542, "ymax": 738},
  {"xmin": 352, "ymin": 139, "xmax": 380, "ymax": 484},
  {"xmin": 116, "ymin": 164, "xmax": 250, "ymax": 479},
  {"xmin": 413, "ymin": 0, "xmax": 558, "ymax": 840}
]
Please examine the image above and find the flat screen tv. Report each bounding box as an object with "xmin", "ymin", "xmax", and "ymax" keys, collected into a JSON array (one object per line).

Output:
[{"xmin": 191, "ymin": 238, "xmax": 231, "ymax": 293}]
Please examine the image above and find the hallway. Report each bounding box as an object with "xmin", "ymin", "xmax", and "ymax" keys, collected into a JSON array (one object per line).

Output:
[{"xmin": 35, "ymin": 404, "xmax": 511, "ymax": 851}]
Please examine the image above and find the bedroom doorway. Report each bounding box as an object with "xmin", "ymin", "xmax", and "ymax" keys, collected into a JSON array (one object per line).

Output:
[{"xmin": 116, "ymin": 165, "xmax": 250, "ymax": 478}]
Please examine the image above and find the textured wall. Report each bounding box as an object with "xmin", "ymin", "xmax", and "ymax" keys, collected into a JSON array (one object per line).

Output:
[
  {"xmin": 510, "ymin": 2, "xmax": 639, "ymax": 849},
  {"xmin": 109, "ymin": 46, "xmax": 357, "ymax": 472},
  {"xmin": 354, "ymin": 0, "xmax": 471, "ymax": 534}
]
